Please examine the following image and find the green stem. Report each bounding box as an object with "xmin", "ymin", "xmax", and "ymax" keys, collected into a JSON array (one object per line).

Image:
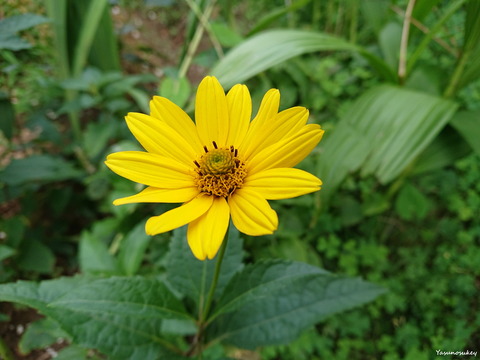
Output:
[
  {"xmin": 407, "ymin": 0, "xmax": 467, "ymax": 73},
  {"xmin": 179, "ymin": 0, "xmax": 216, "ymax": 79},
  {"xmin": 398, "ymin": 0, "xmax": 416, "ymax": 84},
  {"xmin": 443, "ymin": 48, "xmax": 471, "ymax": 98},
  {"xmin": 188, "ymin": 226, "xmax": 229, "ymax": 357},
  {"xmin": 202, "ymin": 226, "xmax": 229, "ymax": 322}
]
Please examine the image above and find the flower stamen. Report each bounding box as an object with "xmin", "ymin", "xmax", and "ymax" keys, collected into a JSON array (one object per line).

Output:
[{"xmin": 194, "ymin": 145, "xmax": 246, "ymax": 197}]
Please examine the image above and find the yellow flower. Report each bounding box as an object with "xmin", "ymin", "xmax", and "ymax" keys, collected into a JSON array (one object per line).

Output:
[{"xmin": 105, "ymin": 76, "xmax": 324, "ymax": 260}]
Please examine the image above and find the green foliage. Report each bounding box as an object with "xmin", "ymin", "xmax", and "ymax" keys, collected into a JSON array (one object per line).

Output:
[
  {"xmin": 207, "ymin": 260, "xmax": 384, "ymax": 349},
  {"xmin": 1, "ymin": 0, "xmax": 480, "ymax": 358},
  {"xmin": 0, "ymin": 13, "xmax": 49, "ymax": 51}
]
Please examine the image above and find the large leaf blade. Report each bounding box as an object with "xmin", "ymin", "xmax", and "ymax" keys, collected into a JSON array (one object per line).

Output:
[
  {"xmin": 317, "ymin": 85, "xmax": 458, "ymax": 199},
  {"xmin": 211, "ymin": 29, "xmax": 394, "ymax": 88},
  {"xmin": 207, "ymin": 260, "xmax": 384, "ymax": 349},
  {"xmin": 165, "ymin": 225, "xmax": 244, "ymax": 308}
]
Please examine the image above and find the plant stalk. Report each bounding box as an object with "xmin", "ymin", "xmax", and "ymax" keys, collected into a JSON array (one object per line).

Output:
[{"xmin": 398, "ymin": 0, "xmax": 416, "ymax": 84}]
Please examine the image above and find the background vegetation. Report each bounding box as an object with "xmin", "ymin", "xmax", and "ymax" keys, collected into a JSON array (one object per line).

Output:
[{"xmin": 1, "ymin": 0, "xmax": 479, "ymax": 359}]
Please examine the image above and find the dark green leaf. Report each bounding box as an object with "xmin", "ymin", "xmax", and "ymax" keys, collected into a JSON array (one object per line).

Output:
[
  {"xmin": 411, "ymin": 125, "xmax": 471, "ymax": 175},
  {"xmin": 118, "ymin": 220, "xmax": 151, "ymax": 276},
  {"xmin": 0, "ymin": 13, "xmax": 49, "ymax": 34},
  {"xmin": 0, "ymin": 155, "xmax": 82, "ymax": 186},
  {"xmin": 0, "ymin": 245, "xmax": 15, "ymax": 262},
  {"xmin": 449, "ymin": 110, "xmax": 480, "ymax": 156},
  {"xmin": 394, "ymin": 183, "xmax": 431, "ymax": 220},
  {"xmin": 165, "ymin": 225, "xmax": 244, "ymax": 307},
  {"xmin": 50, "ymin": 277, "xmax": 191, "ymax": 359},
  {"xmin": 17, "ymin": 239, "xmax": 55, "ymax": 274},
  {"xmin": 19, "ymin": 318, "xmax": 69, "ymax": 354},
  {"xmin": 0, "ymin": 92, "xmax": 15, "ymax": 140},
  {"xmin": 207, "ymin": 260, "xmax": 385, "ymax": 349}
]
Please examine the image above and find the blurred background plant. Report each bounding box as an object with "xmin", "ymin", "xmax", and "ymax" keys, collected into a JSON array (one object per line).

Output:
[{"xmin": 0, "ymin": 0, "xmax": 479, "ymax": 359}]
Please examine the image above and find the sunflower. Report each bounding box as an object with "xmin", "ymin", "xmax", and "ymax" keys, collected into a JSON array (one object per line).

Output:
[{"xmin": 105, "ymin": 76, "xmax": 324, "ymax": 260}]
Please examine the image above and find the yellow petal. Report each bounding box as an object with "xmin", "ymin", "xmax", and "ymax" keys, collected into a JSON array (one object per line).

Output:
[
  {"xmin": 105, "ymin": 151, "xmax": 194, "ymax": 188},
  {"xmin": 247, "ymin": 124, "xmax": 324, "ymax": 174},
  {"xmin": 242, "ymin": 107, "xmax": 309, "ymax": 161},
  {"xmin": 150, "ymin": 96, "xmax": 204, "ymax": 153},
  {"xmin": 229, "ymin": 188, "xmax": 278, "ymax": 236},
  {"xmin": 145, "ymin": 194, "xmax": 213, "ymax": 235},
  {"xmin": 244, "ymin": 168, "xmax": 322, "ymax": 200},
  {"xmin": 195, "ymin": 76, "xmax": 229, "ymax": 147},
  {"xmin": 126, "ymin": 112, "xmax": 198, "ymax": 166},
  {"xmin": 187, "ymin": 197, "xmax": 230, "ymax": 260},
  {"xmin": 238, "ymin": 88, "xmax": 280, "ymax": 159},
  {"xmin": 226, "ymin": 84, "xmax": 251, "ymax": 147},
  {"xmin": 113, "ymin": 186, "xmax": 200, "ymax": 205}
]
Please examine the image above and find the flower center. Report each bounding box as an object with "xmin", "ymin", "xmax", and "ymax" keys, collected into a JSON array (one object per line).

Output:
[{"xmin": 194, "ymin": 142, "xmax": 246, "ymax": 197}]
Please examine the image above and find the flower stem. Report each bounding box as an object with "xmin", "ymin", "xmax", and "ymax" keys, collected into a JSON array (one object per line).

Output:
[
  {"xmin": 202, "ymin": 225, "xmax": 229, "ymax": 322},
  {"xmin": 188, "ymin": 226, "xmax": 229, "ymax": 357}
]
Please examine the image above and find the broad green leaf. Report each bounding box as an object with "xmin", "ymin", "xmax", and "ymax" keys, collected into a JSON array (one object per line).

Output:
[
  {"xmin": 117, "ymin": 220, "xmax": 151, "ymax": 276},
  {"xmin": 211, "ymin": 29, "xmax": 394, "ymax": 88},
  {"xmin": 0, "ymin": 276, "xmax": 93, "ymax": 315},
  {"xmin": 378, "ymin": 22, "xmax": 401, "ymax": 69},
  {"xmin": 411, "ymin": 126, "xmax": 471, "ymax": 175},
  {"xmin": 0, "ymin": 276, "xmax": 188, "ymax": 359},
  {"xmin": 159, "ymin": 76, "xmax": 192, "ymax": 108},
  {"xmin": 207, "ymin": 260, "xmax": 385, "ymax": 349},
  {"xmin": 394, "ymin": 183, "xmax": 431, "ymax": 221},
  {"xmin": 19, "ymin": 318, "xmax": 69, "ymax": 354},
  {"xmin": 449, "ymin": 110, "xmax": 480, "ymax": 156},
  {"xmin": 0, "ymin": 155, "xmax": 82, "ymax": 186},
  {"xmin": 0, "ymin": 244, "xmax": 15, "ymax": 262},
  {"xmin": 165, "ymin": 225, "xmax": 244, "ymax": 308},
  {"xmin": 0, "ymin": 13, "xmax": 49, "ymax": 34},
  {"xmin": 78, "ymin": 218, "xmax": 121, "ymax": 275},
  {"xmin": 79, "ymin": 229, "xmax": 119, "ymax": 275},
  {"xmin": 50, "ymin": 277, "xmax": 191, "ymax": 359},
  {"xmin": 0, "ymin": 33, "xmax": 32, "ymax": 50},
  {"xmin": 317, "ymin": 85, "xmax": 458, "ymax": 200},
  {"xmin": 17, "ymin": 239, "xmax": 55, "ymax": 274},
  {"xmin": 70, "ymin": 0, "xmax": 109, "ymax": 76},
  {"xmin": 211, "ymin": 22, "xmax": 244, "ymax": 47}
]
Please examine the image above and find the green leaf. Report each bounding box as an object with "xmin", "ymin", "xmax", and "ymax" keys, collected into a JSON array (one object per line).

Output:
[
  {"xmin": 0, "ymin": 155, "xmax": 82, "ymax": 186},
  {"xmin": 17, "ymin": 239, "xmax": 55, "ymax": 274},
  {"xmin": 211, "ymin": 22, "xmax": 244, "ymax": 47},
  {"xmin": 411, "ymin": 125, "xmax": 471, "ymax": 175},
  {"xmin": 0, "ymin": 245, "xmax": 15, "ymax": 262},
  {"xmin": 211, "ymin": 29, "xmax": 394, "ymax": 88},
  {"xmin": 117, "ymin": 220, "xmax": 151, "ymax": 276},
  {"xmin": 19, "ymin": 318, "xmax": 69, "ymax": 354},
  {"xmin": 159, "ymin": 76, "xmax": 192, "ymax": 108},
  {"xmin": 378, "ymin": 22, "xmax": 402, "ymax": 69},
  {"xmin": 79, "ymin": 225, "xmax": 120, "ymax": 275},
  {"xmin": 0, "ymin": 276, "xmax": 188, "ymax": 359},
  {"xmin": 0, "ymin": 91, "xmax": 15, "ymax": 140},
  {"xmin": 247, "ymin": 0, "xmax": 311, "ymax": 36},
  {"xmin": 0, "ymin": 13, "xmax": 49, "ymax": 34},
  {"xmin": 165, "ymin": 225, "xmax": 244, "ymax": 307},
  {"xmin": 394, "ymin": 183, "xmax": 431, "ymax": 221},
  {"xmin": 0, "ymin": 33, "xmax": 32, "ymax": 50},
  {"xmin": 449, "ymin": 110, "xmax": 480, "ymax": 156},
  {"xmin": 207, "ymin": 260, "xmax": 385, "ymax": 349},
  {"xmin": 50, "ymin": 277, "xmax": 192, "ymax": 359},
  {"xmin": 317, "ymin": 85, "xmax": 458, "ymax": 200}
]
